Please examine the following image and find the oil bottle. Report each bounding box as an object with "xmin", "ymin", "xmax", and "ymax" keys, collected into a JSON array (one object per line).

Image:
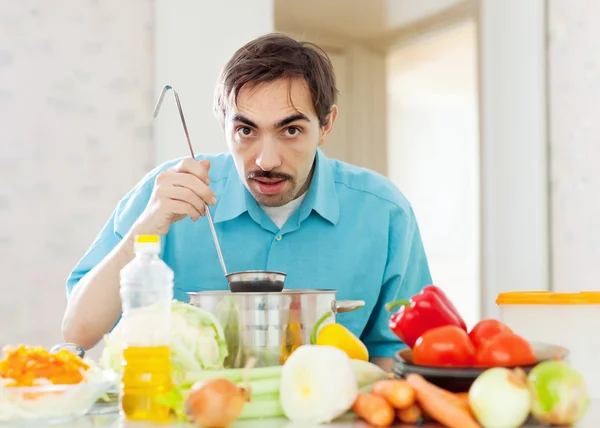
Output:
[{"xmin": 119, "ymin": 234, "xmax": 173, "ymax": 422}]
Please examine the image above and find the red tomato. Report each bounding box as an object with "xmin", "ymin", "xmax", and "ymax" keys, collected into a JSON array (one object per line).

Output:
[
  {"xmin": 412, "ymin": 325, "xmax": 476, "ymax": 367},
  {"xmin": 474, "ymin": 332, "xmax": 537, "ymax": 367},
  {"xmin": 469, "ymin": 319, "xmax": 513, "ymax": 348}
]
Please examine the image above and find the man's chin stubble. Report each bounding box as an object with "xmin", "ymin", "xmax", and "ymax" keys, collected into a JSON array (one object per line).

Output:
[{"xmin": 256, "ymin": 194, "xmax": 290, "ymax": 208}]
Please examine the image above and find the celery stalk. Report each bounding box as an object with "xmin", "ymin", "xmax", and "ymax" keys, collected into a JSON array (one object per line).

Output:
[
  {"xmin": 250, "ymin": 392, "xmax": 279, "ymax": 402},
  {"xmin": 183, "ymin": 365, "xmax": 282, "ymax": 384},
  {"xmin": 238, "ymin": 399, "xmax": 285, "ymax": 420},
  {"xmin": 239, "ymin": 378, "xmax": 281, "ymax": 397}
]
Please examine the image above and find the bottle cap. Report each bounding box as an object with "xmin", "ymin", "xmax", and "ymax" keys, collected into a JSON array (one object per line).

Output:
[
  {"xmin": 134, "ymin": 234, "xmax": 160, "ymax": 253},
  {"xmin": 135, "ymin": 235, "xmax": 160, "ymax": 244}
]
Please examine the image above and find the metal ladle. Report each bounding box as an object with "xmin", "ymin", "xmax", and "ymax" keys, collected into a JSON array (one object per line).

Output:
[{"xmin": 153, "ymin": 85, "xmax": 286, "ymax": 293}]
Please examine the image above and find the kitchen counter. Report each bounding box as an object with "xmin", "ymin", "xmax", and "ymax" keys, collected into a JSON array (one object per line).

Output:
[{"xmin": 12, "ymin": 400, "xmax": 600, "ymax": 428}]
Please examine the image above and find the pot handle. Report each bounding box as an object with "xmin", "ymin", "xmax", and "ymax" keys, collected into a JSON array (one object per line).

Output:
[{"xmin": 332, "ymin": 300, "xmax": 365, "ymax": 313}]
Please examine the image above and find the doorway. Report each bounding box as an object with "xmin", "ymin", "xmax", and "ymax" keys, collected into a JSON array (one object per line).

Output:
[{"xmin": 386, "ymin": 20, "xmax": 481, "ymax": 328}]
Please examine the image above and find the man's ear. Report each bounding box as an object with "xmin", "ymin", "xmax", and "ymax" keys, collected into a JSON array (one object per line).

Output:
[{"xmin": 318, "ymin": 105, "xmax": 339, "ymax": 147}]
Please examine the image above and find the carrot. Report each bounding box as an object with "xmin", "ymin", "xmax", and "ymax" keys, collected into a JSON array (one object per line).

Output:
[
  {"xmin": 406, "ymin": 378, "xmax": 469, "ymax": 414},
  {"xmin": 455, "ymin": 391, "xmax": 470, "ymax": 405},
  {"xmin": 397, "ymin": 404, "xmax": 422, "ymax": 424},
  {"xmin": 405, "ymin": 374, "xmax": 480, "ymax": 428},
  {"xmin": 454, "ymin": 391, "xmax": 478, "ymax": 417},
  {"xmin": 371, "ymin": 379, "xmax": 415, "ymax": 409},
  {"xmin": 430, "ymin": 386, "xmax": 468, "ymax": 410},
  {"xmin": 352, "ymin": 392, "xmax": 395, "ymax": 428},
  {"xmin": 454, "ymin": 391, "xmax": 473, "ymax": 412}
]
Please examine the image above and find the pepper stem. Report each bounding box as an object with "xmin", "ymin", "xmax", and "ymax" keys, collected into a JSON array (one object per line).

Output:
[
  {"xmin": 310, "ymin": 311, "xmax": 333, "ymax": 345},
  {"xmin": 384, "ymin": 299, "xmax": 412, "ymax": 312}
]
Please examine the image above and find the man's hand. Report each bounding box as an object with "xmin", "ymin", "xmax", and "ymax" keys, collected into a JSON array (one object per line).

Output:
[{"xmin": 134, "ymin": 159, "xmax": 216, "ymax": 236}]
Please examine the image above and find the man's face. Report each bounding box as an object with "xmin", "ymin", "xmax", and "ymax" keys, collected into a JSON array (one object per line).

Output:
[{"xmin": 224, "ymin": 78, "xmax": 337, "ymax": 207}]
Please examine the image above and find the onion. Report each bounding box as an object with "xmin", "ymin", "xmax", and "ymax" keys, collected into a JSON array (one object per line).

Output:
[
  {"xmin": 185, "ymin": 357, "xmax": 256, "ymax": 427},
  {"xmin": 279, "ymin": 345, "xmax": 359, "ymax": 424},
  {"xmin": 185, "ymin": 378, "xmax": 250, "ymax": 427},
  {"xmin": 468, "ymin": 367, "xmax": 531, "ymax": 428}
]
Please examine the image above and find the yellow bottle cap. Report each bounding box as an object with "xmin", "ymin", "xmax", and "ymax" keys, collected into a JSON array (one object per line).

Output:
[
  {"xmin": 135, "ymin": 235, "xmax": 160, "ymax": 244},
  {"xmin": 496, "ymin": 291, "xmax": 600, "ymax": 305}
]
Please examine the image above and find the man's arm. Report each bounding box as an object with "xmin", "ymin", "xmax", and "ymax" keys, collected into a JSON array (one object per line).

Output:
[
  {"xmin": 360, "ymin": 205, "xmax": 432, "ymax": 366},
  {"xmin": 62, "ymin": 180, "xmax": 151, "ymax": 351},
  {"xmin": 62, "ymin": 222, "xmax": 140, "ymax": 350}
]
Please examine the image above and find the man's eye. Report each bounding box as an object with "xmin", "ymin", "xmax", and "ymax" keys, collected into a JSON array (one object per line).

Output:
[
  {"xmin": 237, "ymin": 126, "xmax": 253, "ymax": 137},
  {"xmin": 284, "ymin": 126, "xmax": 301, "ymax": 137}
]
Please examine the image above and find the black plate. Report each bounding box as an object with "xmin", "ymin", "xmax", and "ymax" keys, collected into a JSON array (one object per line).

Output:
[{"xmin": 393, "ymin": 341, "xmax": 569, "ymax": 392}]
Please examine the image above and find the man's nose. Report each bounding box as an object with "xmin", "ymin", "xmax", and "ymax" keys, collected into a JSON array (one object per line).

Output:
[{"xmin": 255, "ymin": 139, "xmax": 282, "ymax": 171}]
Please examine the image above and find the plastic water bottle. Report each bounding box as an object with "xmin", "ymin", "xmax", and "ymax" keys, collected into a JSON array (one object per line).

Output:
[{"xmin": 119, "ymin": 234, "xmax": 174, "ymax": 422}]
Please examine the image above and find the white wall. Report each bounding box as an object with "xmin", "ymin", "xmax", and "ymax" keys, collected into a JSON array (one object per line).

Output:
[
  {"xmin": 0, "ymin": 1, "xmax": 155, "ymax": 349},
  {"xmin": 548, "ymin": 0, "xmax": 600, "ymax": 291},
  {"xmin": 154, "ymin": 0, "xmax": 274, "ymax": 163},
  {"xmin": 478, "ymin": 0, "xmax": 549, "ymax": 317}
]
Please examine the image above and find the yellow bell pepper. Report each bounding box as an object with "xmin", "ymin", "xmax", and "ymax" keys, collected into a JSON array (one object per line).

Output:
[{"xmin": 310, "ymin": 312, "xmax": 369, "ymax": 361}]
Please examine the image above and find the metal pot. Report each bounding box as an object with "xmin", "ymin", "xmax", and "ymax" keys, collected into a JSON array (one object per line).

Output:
[{"xmin": 187, "ymin": 289, "xmax": 365, "ymax": 368}]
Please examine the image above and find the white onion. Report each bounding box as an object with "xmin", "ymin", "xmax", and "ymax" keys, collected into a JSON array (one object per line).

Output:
[
  {"xmin": 279, "ymin": 345, "xmax": 358, "ymax": 424},
  {"xmin": 468, "ymin": 368, "xmax": 531, "ymax": 428}
]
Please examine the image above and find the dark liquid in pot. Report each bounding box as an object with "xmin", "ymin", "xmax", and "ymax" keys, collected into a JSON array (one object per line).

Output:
[{"xmin": 228, "ymin": 279, "xmax": 285, "ymax": 293}]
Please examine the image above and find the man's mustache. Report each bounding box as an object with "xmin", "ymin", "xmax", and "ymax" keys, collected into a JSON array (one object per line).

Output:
[{"xmin": 246, "ymin": 170, "xmax": 293, "ymax": 181}]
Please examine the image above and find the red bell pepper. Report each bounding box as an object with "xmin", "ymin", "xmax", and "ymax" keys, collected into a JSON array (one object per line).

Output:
[{"xmin": 385, "ymin": 285, "xmax": 467, "ymax": 348}]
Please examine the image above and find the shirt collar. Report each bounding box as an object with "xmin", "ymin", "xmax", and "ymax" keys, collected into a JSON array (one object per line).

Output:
[
  {"xmin": 297, "ymin": 148, "xmax": 339, "ymax": 226},
  {"xmin": 212, "ymin": 149, "xmax": 339, "ymax": 226}
]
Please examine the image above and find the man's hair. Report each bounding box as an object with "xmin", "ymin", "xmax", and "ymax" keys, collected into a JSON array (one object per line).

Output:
[{"xmin": 214, "ymin": 33, "xmax": 338, "ymax": 127}]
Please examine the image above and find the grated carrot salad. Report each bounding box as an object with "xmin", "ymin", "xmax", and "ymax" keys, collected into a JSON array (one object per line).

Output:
[{"xmin": 0, "ymin": 345, "xmax": 90, "ymax": 387}]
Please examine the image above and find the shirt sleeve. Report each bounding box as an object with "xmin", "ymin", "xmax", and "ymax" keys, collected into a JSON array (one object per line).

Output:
[{"xmin": 360, "ymin": 206, "xmax": 433, "ymax": 358}]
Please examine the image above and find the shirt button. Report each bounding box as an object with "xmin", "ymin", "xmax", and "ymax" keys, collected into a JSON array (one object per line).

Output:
[{"xmin": 275, "ymin": 235, "xmax": 282, "ymax": 241}]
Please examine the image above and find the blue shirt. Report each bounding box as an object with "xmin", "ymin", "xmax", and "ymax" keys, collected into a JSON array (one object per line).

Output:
[{"xmin": 66, "ymin": 149, "xmax": 432, "ymax": 357}]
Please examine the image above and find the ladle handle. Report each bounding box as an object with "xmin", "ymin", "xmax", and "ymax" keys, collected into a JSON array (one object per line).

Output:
[
  {"xmin": 205, "ymin": 203, "xmax": 228, "ymax": 276},
  {"xmin": 153, "ymin": 85, "xmax": 229, "ymax": 278}
]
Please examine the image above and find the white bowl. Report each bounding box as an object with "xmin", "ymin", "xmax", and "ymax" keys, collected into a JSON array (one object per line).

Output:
[{"xmin": 0, "ymin": 368, "xmax": 118, "ymax": 424}]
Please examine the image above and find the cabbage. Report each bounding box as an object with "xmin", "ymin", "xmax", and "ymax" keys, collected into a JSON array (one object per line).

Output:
[
  {"xmin": 100, "ymin": 301, "xmax": 228, "ymax": 381},
  {"xmin": 528, "ymin": 360, "xmax": 589, "ymax": 425}
]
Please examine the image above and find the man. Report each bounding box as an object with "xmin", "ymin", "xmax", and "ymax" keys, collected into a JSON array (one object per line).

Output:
[{"xmin": 62, "ymin": 33, "xmax": 432, "ymax": 371}]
